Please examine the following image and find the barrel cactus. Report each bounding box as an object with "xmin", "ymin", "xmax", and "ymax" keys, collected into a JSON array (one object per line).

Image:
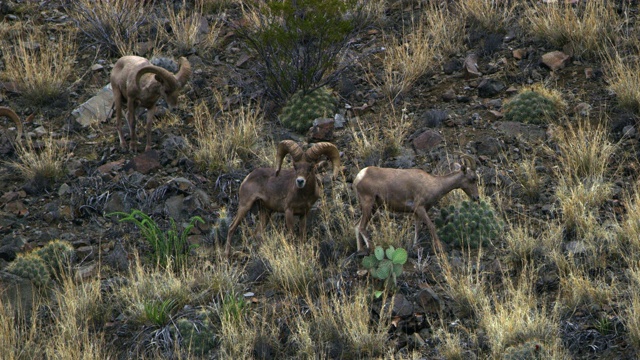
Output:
[
  {"xmin": 279, "ymin": 87, "xmax": 337, "ymax": 133},
  {"xmin": 502, "ymin": 340, "xmax": 546, "ymax": 360},
  {"xmin": 174, "ymin": 318, "xmax": 217, "ymax": 356},
  {"xmin": 435, "ymin": 200, "xmax": 503, "ymax": 249},
  {"xmin": 35, "ymin": 239, "xmax": 75, "ymax": 280},
  {"xmin": 503, "ymin": 90, "xmax": 561, "ymax": 124},
  {"xmin": 6, "ymin": 253, "xmax": 51, "ymax": 288}
]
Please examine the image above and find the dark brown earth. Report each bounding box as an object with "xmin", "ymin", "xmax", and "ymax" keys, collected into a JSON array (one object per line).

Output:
[{"xmin": 1, "ymin": 1, "xmax": 639, "ymax": 359}]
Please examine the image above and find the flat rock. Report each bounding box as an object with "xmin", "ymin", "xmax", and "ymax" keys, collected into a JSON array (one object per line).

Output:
[
  {"xmin": 477, "ymin": 78, "xmax": 505, "ymax": 98},
  {"xmin": 124, "ymin": 150, "xmax": 161, "ymax": 174},
  {"xmin": 541, "ymin": 51, "xmax": 570, "ymax": 71},
  {"xmin": 412, "ymin": 129, "xmax": 444, "ymax": 154},
  {"xmin": 72, "ymin": 84, "xmax": 114, "ymax": 128}
]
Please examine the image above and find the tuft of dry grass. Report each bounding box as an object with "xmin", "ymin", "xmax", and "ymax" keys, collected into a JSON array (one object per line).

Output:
[
  {"xmin": 457, "ymin": 0, "xmax": 520, "ymax": 33},
  {"xmin": 626, "ymin": 264, "xmax": 640, "ymax": 350},
  {"xmin": 523, "ymin": 1, "xmax": 622, "ymax": 58},
  {"xmin": 190, "ymin": 93, "xmax": 264, "ymax": 173},
  {"xmin": 620, "ymin": 182, "xmax": 640, "ymax": 259},
  {"xmin": 558, "ymin": 270, "xmax": 617, "ymax": 314},
  {"xmin": 9, "ymin": 134, "xmax": 69, "ymax": 184},
  {"xmin": 515, "ymin": 155, "xmax": 544, "ymax": 201},
  {"xmin": 439, "ymin": 248, "xmax": 488, "ymax": 319},
  {"xmin": 555, "ymin": 177, "xmax": 612, "ymax": 236},
  {"xmin": 605, "ymin": 46, "xmax": 640, "ymax": 113},
  {"xmin": 1, "ymin": 28, "xmax": 76, "ymax": 105},
  {"xmin": 161, "ymin": 0, "xmax": 221, "ymax": 55},
  {"xmin": 316, "ymin": 182, "xmax": 358, "ymax": 253},
  {"xmin": 260, "ymin": 229, "xmax": 320, "ymax": 296},
  {"xmin": 504, "ymin": 222, "xmax": 543, "ymax": 268},
  {"xmin": 69, "ymin": 0, "xmax": 149, "ymax": 56},
  {"xmin": 0, "ymin": 295, "xmax": 43, "ymax": 359},
  {"xmin": 364, "ymin": 3, "xmax": 463, "ymax": 101}
]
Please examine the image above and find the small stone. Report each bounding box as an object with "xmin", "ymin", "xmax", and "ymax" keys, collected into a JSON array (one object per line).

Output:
[
  {"xmin": 477, "ymin": 78, "xmax": 505, "ymax": 98},
  {"xmin": 463, "ymin": 54, "xmax": 482, "ymax": 78},
  {"xmin": 541, "ymin": 51, "xmax": 570, "ymax": 71},
  {"xmin": 512, "ymin": 48, "xmax": 527, "ymax": 60},
  {"xmin": 412, "ymin": 130, "xmax": 444, "ymax": 154},
  {"xmin": 442, "ymin": 88, "xmax": 457, "ymax": 102}
]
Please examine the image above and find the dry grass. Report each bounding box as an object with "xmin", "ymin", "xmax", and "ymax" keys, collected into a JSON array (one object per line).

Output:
[
  {"xmin": 626, "ymin": 264, "xmax": 640, "ymax": 350},
  {"xmin": 69, "ymin": 0, "xmax": 148, "ymax": 56},
  {"xmin": 558, "ymin": 269, "xmax": 617, "ymax": 314},
  {"xmin": 457, "ymin": 0, "xmax": 520, "ymax": 33},
  {"xmin": 9, "ymin": 134, "xmax": 70, "ymax": 184},
  {"xmin": 161, "ymin": 0, "xmax": 221, "ymax": 55},
  {"xmin": 1, "ymin": 28, "xmax": 76, "ymax": 105},
  {"xmin": 504, "ymin": 222, "xmax": 543, "ymax": 268},
  {"xmin": 316, "ymin": 182, "xmax": 359, "ymax": 253},
  {"xmin": 260, "ymin": 229, "xmax": 320, "ymax": 296},
  {"xmin": 190, "ymin": 93, "xmax": 264, "ymax": 173},
  {"xmin": 523, "ymin": 1, "xmax": 622, "ymax": 58},
  {"xmin": 440, "ymin": 248, "xmax": 488, "ymax": 319},
  {"xmin": 555, "ymin": 177, "xmax": 612, "ymax": 236},
  {"xmin": 365, "ymin": 4, "xmax": 463, "ymax": 101},
  {"xmin": 515, "ymin": 155, "xmax": 544, "ymax": 201},
  {"xmin": 605, "ymin": 45, "xmax": 640, "ymax": 113},
  {"xmin": 0, "ymin": 296, "xmax": 42, "ymax": 360},
  {"xmin": 479, "ymin": 267, "xmax": 562, "ymax": 357},
  {"xmin": 620, "ymin": 182, "xmax": 640, "ymax": 259}
]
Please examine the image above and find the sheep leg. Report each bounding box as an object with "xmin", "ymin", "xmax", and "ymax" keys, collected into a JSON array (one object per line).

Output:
[
  {"xmin": 355, "ymin": 199, "xmax": 374, "ymax": 252},
  {"xmin": 225, "ymin": 201, "xmax": 255, "ymax": 258},
  {"xmin": 300, "ymin": 211, "xmax": 308, "ymax": 241},
  {"xmin": 414, "ymin": 207, "xmax": 444, "ymax": 253},
  {"xmin": 126, "ymin": 100, "xmax": 137, "ymax": 152},
  {"xmin": 257, "ymin": 206, "xmax": 271, "ymax": 241},
  {"xmin": 285, "ymin": 208, "xmax": 296, "ymax": 237},
  {"xmin": 144, "ymin": 105, "xmax": 155, "ymax": 152},
  {"xmin": 413, "ymin": 213, "xmax": 422, "ymax": 246},
  {"xmin": 113, "ymin": 94, "xmax": 127, "ymax": 150}
]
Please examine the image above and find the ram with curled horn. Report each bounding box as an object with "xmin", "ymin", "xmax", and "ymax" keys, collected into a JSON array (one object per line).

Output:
[
  {"xmin": 353, "ymin": 154, "xmax": 479, "ymax": 253},
  {"xmin": 110, "ymin": 56, "xmax": 191, "ymax": 152},
  {"xmin": 225, "ymin": 140, "xmax": 341, "ymax": 257}
]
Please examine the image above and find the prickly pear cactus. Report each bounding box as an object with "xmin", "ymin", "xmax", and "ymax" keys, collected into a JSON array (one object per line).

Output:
[
  {"xmin": 6, "ymin": 253, "xmax": 51, "ymax": 288},
  {"xmin": 435, "ymin": 200, "xmax": 503, "ymax": 249},
  {"xmin": 35, "ymin": 239, "xmax": 75, "ymax": 280},
  {"xmin": 362, "ymin": 245, "xmax": 408, "ymax": 284},
  {"xmin": 279, "ymin": 87, "xmax": 337, "ymax": 133},
  {"xmin": 502, "ymin": 340, "xmax": 545, "ymax": 360},
  {"xmin": 174, "ymin": 318, "xmax": 217, "ymax": 355},
  {"xmin": 503, "ymin": 90, "xmax": 559, "ymax": 124}
]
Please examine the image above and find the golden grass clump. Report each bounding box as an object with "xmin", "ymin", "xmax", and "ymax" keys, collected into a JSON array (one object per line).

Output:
[
  {"xmin": 9, "ymin": 134, "xmax": 69, "ymax": 184},
  {"xmin": 625, "ymin": 264, "xmax": 640, "ymax": 350},
  {"xmin": 457, "ymin": 0, "xmax": 520, "ymax": 33},
  {"xmin": 365, "ymin": 4, "xmax": 463, "ymax": 101},
  {"xmin": 1, "ymin": 28, "xmax": 76, "ymax": 105},
  {"xmin": 523, "ymin": 1, "xmax": 622, "ymax": 58},
  {"xmin": 620, "ymin": 182, "xmax": 640, "ymax": 258},
  {"xmin": 316, "ymin": 182, "xmax": 358, "ymax": 253},
  {"xmin": 557, "ymin": 269, "xmax": 617, "ymax": 315},
  {"xmin": 161, "ymin": 0, "xmax": 221, "ymax": 54},
  {"xmin": 515, "ymin": 155, "xmax": 544, "ymax": 201},
  {"xmin": 260, "ymin": 229, "xmax": 320, "ymax": 296},
  {"xmin": 605, "ymin": 47, "xmax": 640, "ymax": 113},
  {"xmin": 190, "ymin": 94, "xmax": 264, "ymax": 173}
]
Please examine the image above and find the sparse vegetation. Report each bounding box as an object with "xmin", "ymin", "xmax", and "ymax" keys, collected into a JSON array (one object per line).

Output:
[{"xmin": 3, "ymin": 1, "xmax": 640, "ymax": 358}]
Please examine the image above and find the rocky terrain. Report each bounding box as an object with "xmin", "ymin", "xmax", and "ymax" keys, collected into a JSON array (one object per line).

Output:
[{"xmin": 1, "ymin": 1, "xmax": 640, "ymax": 359}]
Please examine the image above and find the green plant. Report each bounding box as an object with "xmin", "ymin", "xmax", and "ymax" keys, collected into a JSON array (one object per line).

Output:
[
  {"xmin": 108, "ymin": 210, "xmax": 203, "ymax": 271},
  {"xmin": 143, "ymin": 298, "xmax": 178, "ymax": 327},
  {"xmin": 174, "ymin": 317, "xmax": 217, "ymax": 355},
  {"xmin": 502, "ymin": 340, "xmax": 545, "ymax": 360},
  {"xmin": 503, "ymin": 90, "xmax": 560, "ymax": 124},
  {"xmin": 221, "ymin": 292, "xmax": 249, "ymax": 324},
  {"xmin": 6, "ymin": 253, "xmax": 51, "ymax": 288},
  {"xmin": 237, "ymin": 0, "xmax": 362, "ymax": 102},
  {"xmin": 279, "ymin": 86, "xmax": 337, "ymax": 133},
  {"xmin": 435, "ymin": 200, "xmax": 503, "ymax": 249},
  {"xmin": 35, "ymin": 239, "xmax": 75, "ymax": 281},
  {"xmin": 361, "ymin": 245, "xmax": 408, "ymax": 298}
]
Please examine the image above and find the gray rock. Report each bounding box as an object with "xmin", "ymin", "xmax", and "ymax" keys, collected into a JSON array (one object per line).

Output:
[
  {"xmin": 416, "ymin": 287, "xmax": 443, "ymax": 314},
  {"xmin": 389, "ymin": 293, "xmax": 414, "ymax": 317},
  {"xmin": 475, "ymin": 135, "xmax": 503, "ymax": 156},
  {"xmin": 412, "ymin": 130, "xmax": 444, "ymax": 154},
  {"xmin": 477, "ymin": 78, "xmax": 505, "ymax": 98},
  {"xmin": 72, "ymin": 84, "xmax": 114, "ymax": 128}
]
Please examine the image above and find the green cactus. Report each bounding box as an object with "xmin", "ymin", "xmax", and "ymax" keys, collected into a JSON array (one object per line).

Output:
[
  {"xmin": 362, "ymin": 245, "xmax": 408, "ymax": 297},
  {"xmin": 6, "ymin": 253, "xmax": 51, "ymax": 288},
  {"xmin": 503, "ymin": 90, "xmax": 560, "ymax": 124},
  {"xmin": 435, "ymin": 200, "xmax": 503, "ymax": 249},
  {"xmin": 35, "ymin": 239, "xmax": 75, "ymax": 280},
  {"xmin": 502, "ymin": 340, "xmax": 545, "ymax": 360},
  {"xmin": 279, "ymin": 87, "xmax": 337, "ymax": 133},
  {"xmin": 174, "ymin": 318, "xmax": 217, "ymax": 356}
]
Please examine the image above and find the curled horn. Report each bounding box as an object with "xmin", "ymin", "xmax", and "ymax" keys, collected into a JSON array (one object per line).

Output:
[
  {"xmin": 460, "ymin": 154, "xmax": 477, "ymax": 171},
  {"xmin": 134, "ymin": 64, "xmax": 180, "ymax": 92},
  {"xmin": 175, "ymin": 57, "xmax": 192, "ymax": 87},
  {"xmin": 0, "ymin": 107, "xmax": 23, "ymax": 144},
  {"xmin": 305, "ymin": 142, "xmax": 341, "ymax": 178},
  {"xmin": 275, "ymin": 140, "xmax": 304, "ymax": 176}
]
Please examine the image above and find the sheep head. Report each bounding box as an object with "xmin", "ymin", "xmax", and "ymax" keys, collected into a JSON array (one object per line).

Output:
[
  {"xmin": 134, "ymin": 57, "xmax": 191, "ymax": 109},
  {"xmin": 275, "ymin": 140, "xmax": 341, "ymax": 188},
  {"xmin": 458, "ymin": 154, "xmax": 480, "ymax": 202}
]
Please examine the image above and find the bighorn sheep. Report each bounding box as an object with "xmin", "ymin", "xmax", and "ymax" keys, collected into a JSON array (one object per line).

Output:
[
  {"xmin": 0, "ymin": 106, "xmax": 26, "ymax": 144},
  {"xmin": 353, "ymin": 155, "xmax": 479, "ymax": 252},
  {"xmin": 225, "ymin": 140, "xmax": 341, "ymax": 257},
  {"xmin": 110, "ymin": 56, "xmax": 191, "ymax": 152}
]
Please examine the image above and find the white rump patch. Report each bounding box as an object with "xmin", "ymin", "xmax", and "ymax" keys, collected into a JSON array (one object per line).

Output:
[{"xmin": 354, "ymin": 168, "xmax": 368, "ymax": 185}]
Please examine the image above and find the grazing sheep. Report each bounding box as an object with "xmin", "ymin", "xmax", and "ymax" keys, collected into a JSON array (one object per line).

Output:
[
  {"xmin": 110, "ymin": 56, "xmax": 191, "ymax": 152},
  {"xmin": 225, "ymin": 140, "xmax": 341, "ymax": 257},
  {"xmin": 353, "ymin": 155, "xmax": 479, "ymax": 252}
]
